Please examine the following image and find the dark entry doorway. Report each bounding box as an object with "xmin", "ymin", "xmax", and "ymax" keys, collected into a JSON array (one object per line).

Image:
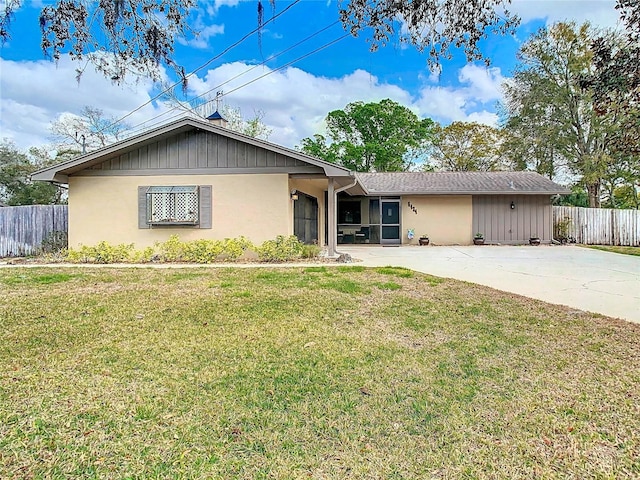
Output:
[
  {"xmin": 294, "ymin": 192, "xmax": 318, "ymax": 244},
  {"xmin": 381, "ymin": 200, "xmax": 401, "ymax": 244}
]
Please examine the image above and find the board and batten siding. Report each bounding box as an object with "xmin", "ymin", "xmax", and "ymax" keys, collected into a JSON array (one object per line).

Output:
[
  {"xmin": 473, "ymin": 195, "xmax": 552, "ymax": 244},
  {"xmin": 0, "ymin": 205, "xmax": 68, "ymax": 257},
  {"xmin": 553, "ymin": 206, "xmax": 640, "ymax": 246},
  {"xmin": 82, "ymin": 129, "xmax": 321, "ymax": 174}
]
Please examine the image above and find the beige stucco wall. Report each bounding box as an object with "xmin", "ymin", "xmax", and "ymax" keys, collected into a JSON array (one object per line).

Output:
[
  {"xmin": 288, "ymin": 178, "xmax": 328, "ymax": 245},
  {"xmin": 401, "ymin": 195, "xmax": 473, "ymax": 245},
  {"xmin": 68, "ymin": 174, "xmax": 291, "ymax": 248}
]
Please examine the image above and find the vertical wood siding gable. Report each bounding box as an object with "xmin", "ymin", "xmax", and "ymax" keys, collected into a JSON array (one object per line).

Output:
[
  {"xmin": 220, "ymin": 135, "xmax": 230, "ymax": 167},
  {"xmin": 94, "ymin": 130, "xmax": 310, "ymax": 171},
  {"xmin": 197, "ymin": 131, "xmax": 208, "ymax": 168},
  {"xmin": 167, "ymin": 135, "xmax": 179, "ymax": 168},
  {"xmin": 148, "ymin": 142, "xmax": 159, "ymax": 169},
  {"xmin": 129, "ymin": 148, "xmax": 140, "ymax": 170},
  {"xmin": 207, "ymin": 135, "xmax": 222, "ymax": 168},
  {"xmin": 156, "ymin": 138, "xmax": 167, "ymax": 167}
]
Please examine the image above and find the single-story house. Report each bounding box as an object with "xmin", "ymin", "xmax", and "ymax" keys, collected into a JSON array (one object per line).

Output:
[{"xmin": 33, "ymin": 116, "xmax": 569, "ymax": 254}]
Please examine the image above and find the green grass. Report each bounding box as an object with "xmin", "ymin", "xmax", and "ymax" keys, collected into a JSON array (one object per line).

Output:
[
  {"xmin": 0, "ymin": 272, "xmax": 82, "ymax": 286},
  {"xmin": 1, "ymin": 267, "xmax": 639, "ymax": 479},
  {"xmin": 375, "ymin": 266, "xmax": 414, "ymax": 278},
  {"xmin": 584, "ymin": 245, "xmax": 640, "ymax": 257}
]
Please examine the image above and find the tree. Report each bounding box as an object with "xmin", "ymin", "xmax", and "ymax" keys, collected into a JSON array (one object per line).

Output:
[
  {"xmin": 585, "ymin": 1, "xmax": 640, "ymax": 207},
  {"xmin": 340, "ymin": 0, "xmax": 518, "ymax": 71},
  {"xmin": 1, "ymin": 0, "xmax": 196, "ymax": 85},
  {"xmin": 429, "ymin": 122, "xmax": 505, "ymax": 172},
  {"xmin": 220, "ymin": 105, "xmax": 272, "ymax": 140},
  {"xmin": 1, "ymin": 1, "xmax": 519, "ymax": 85},
  {"xmin": 299, "ymin": 134, "xmax": 339, "ymax": 165},
  {"xmin": 601, "ymin": 154, "xmax": 640, "ymax": 208},
  {"xmin": 0, "ymin": 140, "xmax": 65, "ymax": 205},
  {"xmin": 299, "ymin": 99, "xmax": 436, "ymax": 172},
  {"xmin": 50, "ymin": 106, "xmax": 130, "ymax": 153},
  {"xmin": 499, "ymin": 110, "xmax": 566, "ymax": 180},
  {"xmin": 501, "ymin": 22, "xmax": 633, "ymax": 208},
  {"xmin": 587, "ymin": 0, "xmax": 639, "ymax": 129}
]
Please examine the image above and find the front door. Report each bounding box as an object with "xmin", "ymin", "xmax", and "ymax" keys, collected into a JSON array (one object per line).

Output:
[
  {"xmin": 294, "ymin": 193, "xmax": 318, "ymax": 244},
  {"xmin": 380, "ymin": 200, "xmax": 400, "ymax": 244}
]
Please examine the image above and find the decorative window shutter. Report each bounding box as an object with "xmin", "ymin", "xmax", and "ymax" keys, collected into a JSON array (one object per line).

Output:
[
  {"xmin": 199, "ymin": 185, "xmax": 212, "ymax": 229},
  {"xmin": 138, "ymin": 186, "xmax": 150, "ymax": 229}
]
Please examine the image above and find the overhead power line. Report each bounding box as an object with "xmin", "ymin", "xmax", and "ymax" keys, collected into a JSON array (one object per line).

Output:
[
  {"xmin": 124, "ymin": 32, "xmax": 350, "ymax": 137},
  {"xmin": 221, "ymin": 33, "xmax": 350, "ymax": 98},
  {"xmin": 123, "ymin": 20, "xmax": 343, "ymax": 135},
  {"xmin": 100, "ymin": 0, "xmax": 302, "ymax": 133}
]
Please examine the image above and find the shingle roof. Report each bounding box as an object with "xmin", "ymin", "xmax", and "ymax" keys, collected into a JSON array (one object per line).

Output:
[{"xmin": 355, "ymin": 171, "xmax": 570, "ymax": 195}]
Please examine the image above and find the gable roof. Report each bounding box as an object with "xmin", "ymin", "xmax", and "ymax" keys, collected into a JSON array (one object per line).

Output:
[
  {"xmin": 354, "ymin": 171, "xmax": 570, "ymax": 195},
  {"xmin": 32, "ymin": 116, "xmax": 353, "ymax": 183}
]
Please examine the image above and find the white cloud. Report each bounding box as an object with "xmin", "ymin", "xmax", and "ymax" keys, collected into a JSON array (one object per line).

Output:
[
  {"xmin": 0, "ymin": 99, "xmax": 53, "ymax": 148},
  {"xmin": 466, "ymin": 111, "xmax": 500, "ymax": 125},
  {"xmin": 511, "ymin": 0, "xmax": 620, "ymax": 28},
  {"xmin": 214, "ymin": 0, "xmax": 242, "ymax": 10},
  {"xmin": 457, "ymin": 64, "xmax": 505, "ymax": 103},
  {"xmin": 1, "ymin": 55, "xmax": 506, "ymax": 152},
  {"xmin": 415, "ymin": 63, "xmax": 505, "ymax": 126},
  {"xmin": 0, "ymin": 57, "xmax": 170, "ymax": 150},
  {"xmin": 178, "ymin": 23, "xmax": 225, "ymax": 49},
  {"xmin": 187, "ymin": 63, "xmax": 414, "ymax": 147}
]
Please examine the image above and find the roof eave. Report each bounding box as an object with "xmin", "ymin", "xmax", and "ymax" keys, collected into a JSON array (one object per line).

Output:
[
  {"xmin": 31, "ymin": 116, "xmax": 353, "ymax": 181},
  {"xmin": 31, "ymin": 170, "xmax": 68, "ymax": 183},
  {"xmin": 367, "ymin": 190, "xmax": 571, "ymax": 196}
]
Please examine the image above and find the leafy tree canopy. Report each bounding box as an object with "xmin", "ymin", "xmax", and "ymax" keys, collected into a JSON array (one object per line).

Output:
[
  {"xmin": 0, "ymin": 140, "xmax": 67, "ymax": 205},
  {"xmin": 2, "ymin": 0, "xmax": 196, "ymax": 85},
  {"xmin": 1, "ymin": 0, "xmax": 520, "ymax": 85},
  {"xmin": 585, "ymin": 0, "xmax": 640, "ymax": 159},
  {"xmin": 299, "ymin": 99, "xmax": 436, "ymax": 172},
  {"xmin": 501, "ymin": 22, "xmax": 638, "ymax": 208},
  {"xmin": 340, "ymin": 0, "xmax": 518, "ymax": 71},
  {"xmin": 429, "ymin": 122, "xmax": 505, "ymax": 172}
]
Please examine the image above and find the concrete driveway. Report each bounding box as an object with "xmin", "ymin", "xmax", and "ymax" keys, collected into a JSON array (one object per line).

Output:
[{"xmin": 339, "ymin": 245, "xmax": 640, "ymax": 324}]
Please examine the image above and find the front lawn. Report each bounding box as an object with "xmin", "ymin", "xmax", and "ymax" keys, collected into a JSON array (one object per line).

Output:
[
  {"xmin": 1, "ymin": 267, "xmax": 639, "ymax": 478},
  {"xmin": 584, "ymin": 245, "xmax": 640, "ymax": 257}
]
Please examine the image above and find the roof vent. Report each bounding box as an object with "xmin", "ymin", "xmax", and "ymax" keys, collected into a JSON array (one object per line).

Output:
[{"xmin": 206, "ymin": 110, "xmax": 228, "ymax": 128}]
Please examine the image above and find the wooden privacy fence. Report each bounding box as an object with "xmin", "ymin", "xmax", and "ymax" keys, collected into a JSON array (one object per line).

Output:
[
  {"xmin": 553, "ymin": 206, "xmax": 640, "ymax": 246},
  {"xmin": 0, "ymin": 205, "xmax": 68, "ymax": 257}
]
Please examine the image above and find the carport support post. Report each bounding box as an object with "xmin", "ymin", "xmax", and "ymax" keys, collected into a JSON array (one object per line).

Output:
[{"xmin": 327, "ymin": 178, "xmax": 336, "ymax": 257}]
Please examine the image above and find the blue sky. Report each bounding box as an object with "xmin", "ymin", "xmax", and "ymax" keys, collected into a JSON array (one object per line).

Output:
[{"xmin": 0, "ymin": 0, "xmax": 621, "ymax": 151}]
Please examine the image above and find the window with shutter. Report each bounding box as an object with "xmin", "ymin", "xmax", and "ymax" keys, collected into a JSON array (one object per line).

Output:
[
  {"xmin": 146, "ymin": 186, "xmax": 199, "ymax": 225},
  {"xmin": 138, "ymin": 185, "xmax": 212, "ymax": 229}
]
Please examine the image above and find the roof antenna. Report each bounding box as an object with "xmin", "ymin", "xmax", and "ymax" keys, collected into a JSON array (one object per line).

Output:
[
  {"xmin": 75, "ymin": 132, "xmax": 86, "ymax": 154},
  {"xmin": 206, "ymin": 91, "xmax": 228, "ymax": 128}
]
